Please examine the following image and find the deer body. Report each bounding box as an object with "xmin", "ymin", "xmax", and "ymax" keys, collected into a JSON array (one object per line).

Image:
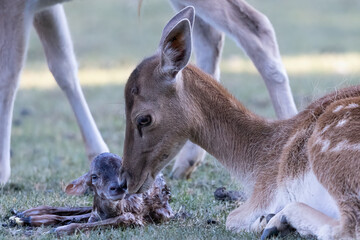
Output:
[
  {"xmin": 121, "ymin": 7, "xmax": 360, "ymax": 239},
  {"xmin": 173, "ymin": 65, "xmax": 356, "ymax": 236}
]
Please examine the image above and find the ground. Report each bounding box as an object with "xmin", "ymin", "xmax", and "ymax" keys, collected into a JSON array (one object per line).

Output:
[{"xmin": 0, "ymin": 0, "xmax": 359, "ymax": 239}]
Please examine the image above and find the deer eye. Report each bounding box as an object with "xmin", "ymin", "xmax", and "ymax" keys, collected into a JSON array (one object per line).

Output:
[
  {"xmin": 136, "ymin": 115, "xmax": 152, "ymax": 127},
  {"xmin": 91, "ymin": 174, "xmax": 98, "ymax": 182},
  {"xmin": 136, "ymin": 115, "xmax": 152, "ymax": 137}
]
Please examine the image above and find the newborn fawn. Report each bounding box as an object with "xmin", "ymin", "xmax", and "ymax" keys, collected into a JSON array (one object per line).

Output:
[{"xmin": 11, "ymin": 153, "xmax": 173, "ymax": 235}]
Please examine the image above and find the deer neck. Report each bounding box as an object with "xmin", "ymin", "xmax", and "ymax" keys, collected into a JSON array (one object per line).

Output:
[{"xmin": 180, "ymin": 65, "xmax": 290, "ymax": 186}]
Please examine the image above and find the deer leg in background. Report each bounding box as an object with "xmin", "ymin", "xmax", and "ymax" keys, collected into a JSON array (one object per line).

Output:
[
  {"xmin": 169, "ymin": 3, "xmax": 225, "ymax": 179},
  {"xmin": 33, "ymin": 5, "xmax": 109, "ymax": 161},
  {"xmin": 0, "ymin": 3, "xmax": 31, "ymax": 184},
  {"xmin": 175, "ymin": 0, "xmax": 297, "ymax": 119}
]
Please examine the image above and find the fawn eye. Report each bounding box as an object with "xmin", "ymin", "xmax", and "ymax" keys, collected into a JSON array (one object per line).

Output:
[
  {"xmin": 136, "ymin": 115, "xmax": 152, "ymax": 127},
  {"xmin": 91, "ymin": 174, "xmax": 98, "ymax": 181}
]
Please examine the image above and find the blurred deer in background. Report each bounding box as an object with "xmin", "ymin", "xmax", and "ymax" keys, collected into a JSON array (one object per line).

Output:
[
  {"xmin": 0, "ymin": 0, "xmax": 296, "ymax": 184},
  {"xmin": 120, "ymin": 7, "xmax": 360, "ymax": 239},
  {"xmin": 0, "ymin": 0, "xmax": 108, "ymax": 184},
  {"xmin": 11, "ymin": 153, "xmax": 173, "ymax": 235}
]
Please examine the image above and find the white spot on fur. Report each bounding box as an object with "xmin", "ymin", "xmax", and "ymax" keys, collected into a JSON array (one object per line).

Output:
[
  {"xmin": 330, "ymin": 140, "xmax": 360, "ymax": 152},
  {"xmin": 332, "ymin": 105, "xmax": 344, "ymax": 113},
  {"xmin": 320, "ymin": 125, "xmax": 331, "ymax": 134},
  {"xmin": 315, "ymin": 137, "xmax": 331, "ymax": 152},
  {"xmin": 345, "ymin": 103, "xmax": 359, "ymax": 109},
  {"xmin": 335, "ymin": 119, "xmax": 348, "ymax": 128},
  {"xmin": 321, "ymin": 139, "xmax": 330, "ymax": 152}
]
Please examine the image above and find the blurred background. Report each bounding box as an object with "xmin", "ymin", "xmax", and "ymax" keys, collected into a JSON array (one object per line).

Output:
[
  {"xmin": 1, "ymin": 0, "xmax": 359, "ymax": 239},
  {"xmin": 23, "ymin": 0, "xmax": 360, "ymax": 116}
]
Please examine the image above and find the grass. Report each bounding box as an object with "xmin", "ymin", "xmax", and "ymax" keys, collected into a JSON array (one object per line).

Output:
[{"xmin": 1, "ymin": 0, "xmax": 360, "ymax": 239}]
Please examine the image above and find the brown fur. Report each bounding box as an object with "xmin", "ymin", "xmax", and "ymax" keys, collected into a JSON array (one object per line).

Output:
[{"xmin": 121, "ymin": 8, "xmax": 360, "ymax": 239}]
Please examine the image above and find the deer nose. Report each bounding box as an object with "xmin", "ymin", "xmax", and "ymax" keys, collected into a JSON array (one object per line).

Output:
[
  {"xmin": 108, "ymin": 184, "xmax": 124, "ymax": 196},
  {"xmin": 108, "ymin": 179, "xmax": 127, "ymax": 196}
]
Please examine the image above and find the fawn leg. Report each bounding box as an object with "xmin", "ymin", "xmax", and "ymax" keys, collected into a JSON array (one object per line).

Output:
[
  {"xmin": 16, "ymin": 205, "xmax": 92, "ymax": 217},
  {"xmin": 14, "ymin": 213, "xmax": 91, "ymax": 227},
  {"xmin": 53, "ymin": 212, "xmax": 143, "ymax": 235},
  {"xmin": 33, "ymin": 5, "xmax": 109, "ymax": 161},
  {"xmin": 12, "ymin": 205, "xmax": 92, "ymax": 227}
]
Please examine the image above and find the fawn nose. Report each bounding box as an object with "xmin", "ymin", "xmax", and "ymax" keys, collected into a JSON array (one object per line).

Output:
[{"xmin": 108, "ymin": 179, "xmax": 127, "ymax": 196}]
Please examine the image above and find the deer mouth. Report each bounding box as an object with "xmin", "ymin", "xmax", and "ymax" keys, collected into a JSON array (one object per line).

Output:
[{"xmin": 107, "ymin": 193, "xmax": 127, "ymax": 201}]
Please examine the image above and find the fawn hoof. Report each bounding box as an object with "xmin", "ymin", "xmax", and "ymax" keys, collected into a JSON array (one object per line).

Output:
[{"xmin": 9, "ymin": 216, "xmax": 25, "ymax": 226}]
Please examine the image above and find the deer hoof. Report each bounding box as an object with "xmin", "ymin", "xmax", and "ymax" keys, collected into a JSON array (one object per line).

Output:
[
  {"xmin": 9, "ymin": 216, "xmax": 24, "ymax": 226},
  {"xmin": 0, "ymin": 164, "xmax": 11, "ymax": 185},
  {"xmin": 261, "ymin": 226, "xmax": 279, "ymax": 240},
  {"xmin": 265, "ymin": 213, "xmax": 275, "ymax": 223},
  {"xmin": 261, "ymin": 214, "xmax": 294, "ymax": 239}
]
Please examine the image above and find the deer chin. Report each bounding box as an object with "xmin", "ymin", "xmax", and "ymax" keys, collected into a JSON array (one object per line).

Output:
[{"xmin": 106, "ymin": 193, "xmax": 127, "ymax": 201}]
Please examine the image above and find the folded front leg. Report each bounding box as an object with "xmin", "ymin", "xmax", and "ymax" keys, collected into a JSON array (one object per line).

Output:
[
  {"xmin": 261, "ymin": 202, "xmax": 339, "ymax": 240},
  {"xmin": 53, "ymin": 212, "xmax": 143, "ymax": 235},
  {"xmin": 226, "ymin": 200, "xmax": 270, "ymax": 234}
]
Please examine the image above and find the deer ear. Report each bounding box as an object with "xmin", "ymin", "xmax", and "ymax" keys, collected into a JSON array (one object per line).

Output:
[
  {"xmin": 159, "ymin": 7, "xmax": 194, "ymax": 78},
  {"xmin": 65, "ymin": 172, "xmax": 90, "ymax": 195},
  {"xmin": 161, "ymin": 6, "xmax": 195, "ymax": 34}
]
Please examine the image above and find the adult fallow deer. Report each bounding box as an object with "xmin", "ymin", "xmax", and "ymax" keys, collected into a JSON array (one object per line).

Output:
[
  {"xmin": 120, "ymin": 6, "xmax": 360, "ymax": 239},
  {"xmin": 0, "ymin": 0, "xmax": 296, "ymax": 184},
  {"xmin": 0, "ymin": 0, "xmax": 109, "ymax": 184}
]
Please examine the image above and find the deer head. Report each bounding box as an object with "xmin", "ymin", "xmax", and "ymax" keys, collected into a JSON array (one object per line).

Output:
[
  {"xmin": 121, "ymin": 6, "xmax": 196, "ymax": 194},
  {"xmin": 65, "ymin": 152, "xmax": 127, "ymax": 201}
]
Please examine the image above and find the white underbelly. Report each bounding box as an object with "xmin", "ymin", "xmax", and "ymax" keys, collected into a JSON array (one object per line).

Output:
[{"xmin": 273, "ymin": 172, "xmax": 340, "ymax": 219}]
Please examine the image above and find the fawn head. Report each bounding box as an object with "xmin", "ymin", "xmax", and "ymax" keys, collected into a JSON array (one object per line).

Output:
[
  {"xmin": 121, "ymin": 6, "xmax": 196, "ymax": 194},
  {"xmin": 65, "ymin": 152, "xmax": 127, "ymax": 201}
]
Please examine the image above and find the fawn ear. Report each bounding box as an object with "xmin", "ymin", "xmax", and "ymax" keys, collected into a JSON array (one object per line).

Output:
[
  {"xmin": 65, "ymin": 172, "xmax": 90, "ymax": 195},
  {"xmin": 159, "ymin": 6, "xmax": 194, "ymax": 78}
]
